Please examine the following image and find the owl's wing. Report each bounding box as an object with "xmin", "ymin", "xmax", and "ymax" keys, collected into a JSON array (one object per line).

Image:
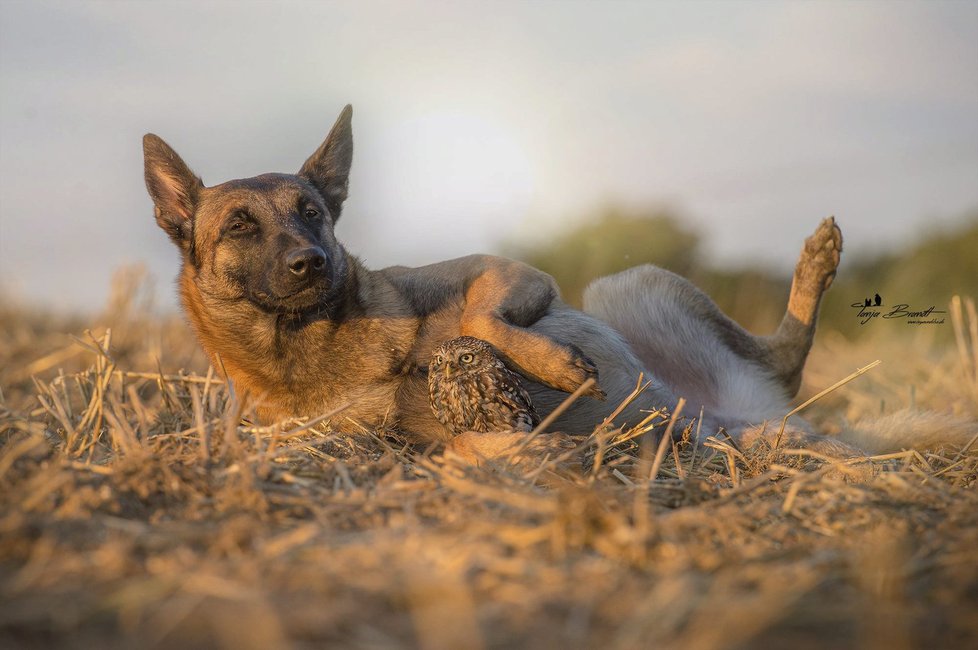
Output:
[
  {"xmin": 483, "ymin": 369, "xmax": 540, "ymax": 431},
  {"xmin": 512, "ymin": 382, "xmax": 541, "ymax": 431}
]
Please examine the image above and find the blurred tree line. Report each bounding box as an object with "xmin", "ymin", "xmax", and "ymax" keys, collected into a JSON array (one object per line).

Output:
[
  {"xmin": 824, "ymin": 216, "xmax": 978, "ymax": 337},
  {"xmin": 506, "ymin": 208, "xmax": 978, "ymax": 338}
]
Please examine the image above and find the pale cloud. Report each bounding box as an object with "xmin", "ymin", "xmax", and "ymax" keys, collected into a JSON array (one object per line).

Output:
[{"xmin": 1, "ymin": 0, "xmax": 975, "ymax": 310}]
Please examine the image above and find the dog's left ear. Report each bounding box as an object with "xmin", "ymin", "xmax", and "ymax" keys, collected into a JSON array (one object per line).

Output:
[
  {"xmin": 143, "ymin": 134, "xmax": 203, "ymax": 251},
  {"xmin": 299, "ymin": 105, "xmax": 353, "ymax": 221}
]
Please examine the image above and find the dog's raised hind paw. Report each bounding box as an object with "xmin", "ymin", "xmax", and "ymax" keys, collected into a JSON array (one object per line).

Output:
[{"xmin": 797, "ymin": 216, "xmax": 843, "ymax": 293}]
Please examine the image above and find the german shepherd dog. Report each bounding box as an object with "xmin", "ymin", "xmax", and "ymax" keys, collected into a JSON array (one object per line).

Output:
[{"xmin": 143, "ymin": 105, "xmax": 842, "ymax": 445}]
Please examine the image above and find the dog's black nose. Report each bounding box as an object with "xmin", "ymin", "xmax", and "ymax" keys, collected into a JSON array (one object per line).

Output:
[{"xmin": 287, "ymin": 247, "xmax": 327, "ymax": 279}]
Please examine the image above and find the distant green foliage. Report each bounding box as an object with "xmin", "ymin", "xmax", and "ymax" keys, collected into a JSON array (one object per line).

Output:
[
  {"xmin": 506, "ymin": 208, "xmax": 978, "ymax": 338},
  {"xmin": 507, "ymin": 207, "xmax": 700, "ymax": 305},
  {"xmin": 506, "ymin": 207, "xmax": 789, "ymax": 331},
  {"xmin": 825, "ymin": 216, "xmax": 978, "ymax": 337},
  {"xmin": 689, "ymin": 267, "xmax": 789, "ymax": 334}
]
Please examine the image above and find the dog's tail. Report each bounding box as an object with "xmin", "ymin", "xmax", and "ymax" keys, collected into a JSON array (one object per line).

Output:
[
  {"xmin": 738, "ymin": 409, "xmax": 977, "ymax": 458},
  {"xmin": 837, "ymin": 409, "xmax": 978, "ymax": 454}
]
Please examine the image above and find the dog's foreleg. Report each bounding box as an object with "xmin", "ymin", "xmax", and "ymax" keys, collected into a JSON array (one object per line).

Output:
[{"xmin": 460, "ymin": 265, "xmax": 605, "ymax": 399}]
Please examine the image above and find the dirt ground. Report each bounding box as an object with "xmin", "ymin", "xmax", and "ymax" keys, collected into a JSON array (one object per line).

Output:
[{"xmin": 2, "ymin": 285, "xmax": 977, "ymax": 649}]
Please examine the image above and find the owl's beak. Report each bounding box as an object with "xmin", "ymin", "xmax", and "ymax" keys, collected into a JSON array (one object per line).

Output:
[{"xmin": 444, "ymin": 365, "xmax": 451, "ymax": 379}]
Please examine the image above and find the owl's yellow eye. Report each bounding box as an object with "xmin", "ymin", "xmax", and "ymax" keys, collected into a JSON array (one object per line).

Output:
[
  {"xmin": 459, "ymin": 353, "xmax": 475, "ymax": 364},
  {"xmin": 434, "ymin": 355, "xmax": 443, "ymax": 364}
]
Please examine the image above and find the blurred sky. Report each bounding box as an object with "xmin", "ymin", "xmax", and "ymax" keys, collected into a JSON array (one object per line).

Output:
[{"xmin": 1, "ymin": 0, "xmax": 976, "ymax": 312}]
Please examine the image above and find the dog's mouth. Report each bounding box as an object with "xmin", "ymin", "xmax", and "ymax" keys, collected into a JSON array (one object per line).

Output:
[
  {"xmin": 251, "ymin": 284, "xmax": 326, "ymax": 313},
  {"xmin": 246, "ymin": 254, "xmax": 347, "ymax": 317}
]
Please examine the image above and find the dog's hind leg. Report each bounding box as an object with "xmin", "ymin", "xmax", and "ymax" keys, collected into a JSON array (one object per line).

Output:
[
  {"xmin": 763, "ymin": 217, "xmax": 842, "ymax": 397},
  {"xmin": 582, "ymin": 218, "xmax": 842, "ymax": 424}
]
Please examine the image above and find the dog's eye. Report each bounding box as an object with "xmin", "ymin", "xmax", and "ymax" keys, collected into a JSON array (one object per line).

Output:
[
  {"xmin": 228, "ymin": 220, "xmax": 253, "ymax": 234},
  {"xmin": 304, "ymin": 208, "xmax": 320, "ymax": 220},
  {"xmin": 225, "ymin": 212, "xmax": 256, "ymax": 236},
  {"xmin": 459, "ymin": 353, "xmax": 474, "ymax": 364}
]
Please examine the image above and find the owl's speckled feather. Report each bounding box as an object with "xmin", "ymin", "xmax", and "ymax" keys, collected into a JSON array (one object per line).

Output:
[{"xmin": 428, "ymin": 336, "xmax": 540, "ymax": 436}]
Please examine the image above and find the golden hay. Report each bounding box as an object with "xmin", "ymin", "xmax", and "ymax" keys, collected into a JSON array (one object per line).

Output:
[{"xmin": 1, "ymin": 282, "xmax": 977, "ymax": 649}]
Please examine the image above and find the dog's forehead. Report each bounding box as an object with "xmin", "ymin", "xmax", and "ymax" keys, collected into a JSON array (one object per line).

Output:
[{"xmin": 200, "ymin": 174, "xmax": 319, "ymax": 212}]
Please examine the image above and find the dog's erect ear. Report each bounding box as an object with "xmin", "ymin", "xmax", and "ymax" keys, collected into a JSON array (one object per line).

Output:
[
  {"xmin": 143, "ymin": 134, "xmax": 203, "ymax": 249},
  {"xmin": 298, "ymin": 105, "xmax": 353, "ymax": 221}
]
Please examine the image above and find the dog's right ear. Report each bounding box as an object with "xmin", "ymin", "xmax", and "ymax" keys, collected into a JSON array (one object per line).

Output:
[
  {"xmin": 143, "ymin": 134, "xmax": 203, "ymax": 249},
  {"xmin": 298, "ymin": 105, "xmax": 353, "ymax": 221}
]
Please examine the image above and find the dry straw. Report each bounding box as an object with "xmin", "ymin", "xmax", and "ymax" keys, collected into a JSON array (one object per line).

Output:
[{"xmin": 0, "ymin": 281, "xmax": 976, "ymax": 648}]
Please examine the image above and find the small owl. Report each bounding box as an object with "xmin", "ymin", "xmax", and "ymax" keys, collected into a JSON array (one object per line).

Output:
[{"xmin": 428, "ymin": 336, "xmax": 540, "ymax": 436}]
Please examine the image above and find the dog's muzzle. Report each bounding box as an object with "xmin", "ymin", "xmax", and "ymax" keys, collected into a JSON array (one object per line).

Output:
[
  {"xmin": 253, "ymin": 245, "xmax": 334, "ymax": 311},
  {"xmin": 286, "ymin": 246, "xmax": 328, "ymax": 283}
]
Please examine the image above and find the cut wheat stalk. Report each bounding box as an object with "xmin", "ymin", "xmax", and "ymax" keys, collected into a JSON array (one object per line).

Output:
[
  {"xmin": 647, "ymin": 398, "xmax": 686, "ymax": 482},
  {"xmin": 774, "ymin": 359, "xmax": 882, "ymax": 449},
  {"xmin": 950, "ymin": 295, "xmax": 978, "ymax": 406},
  {"xmin": 504, "ymin": 377, "xmax": 596, "ymax": 463}
]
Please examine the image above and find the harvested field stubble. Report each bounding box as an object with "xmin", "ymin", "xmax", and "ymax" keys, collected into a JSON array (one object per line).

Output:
[{"xmin": 1, "ymin": 282, "xmax": 977, "ymax": 649}]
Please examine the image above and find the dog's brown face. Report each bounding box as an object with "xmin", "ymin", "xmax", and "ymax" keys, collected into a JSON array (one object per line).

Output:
[
  {"xmin": 143, "ymin": 106, "xmax": 354, "ymax": 315},
  {"xmin": 183, "ymin": 174, "xmax": 348, "ymax": 313}
]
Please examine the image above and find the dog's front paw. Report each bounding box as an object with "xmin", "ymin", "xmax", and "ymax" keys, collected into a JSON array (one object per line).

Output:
[
  {"xmin": 500, "ymin": 336, "xmax": 605, "ymax": 400},
  {"xmin": 564, "ymin": 345, "xmax": 606, "ymax": 400}
]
